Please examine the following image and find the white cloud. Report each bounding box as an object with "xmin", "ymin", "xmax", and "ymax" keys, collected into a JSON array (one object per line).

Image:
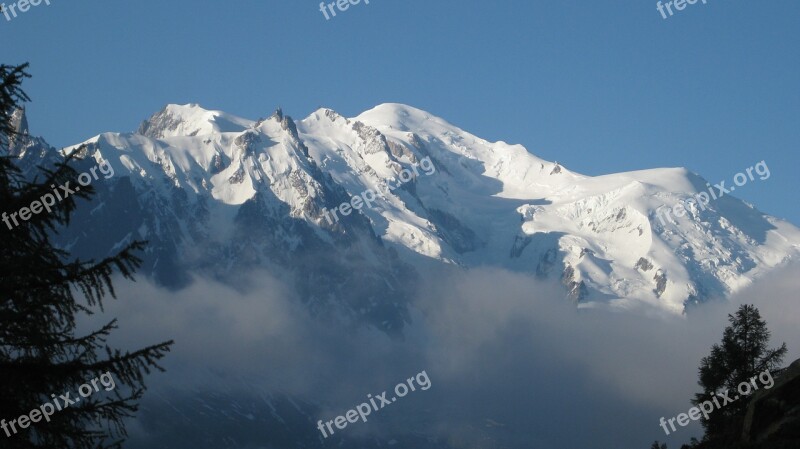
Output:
[{"xmin": 81, "ymin": 261, "xmax": 800, "ymax": 448}]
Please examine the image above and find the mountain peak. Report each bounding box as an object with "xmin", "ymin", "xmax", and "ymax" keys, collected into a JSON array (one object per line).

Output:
[
  {"xmin": 356, "ymin": 103, "xmax": 440, "ymax": 130},
  {"xmin": 10, "ymin": 106, "xmax": 29, "ymax": 135},
  {"xmin": 137, "ymin": 103, "xmax": 253, "ymax": 139},
  {"xmin": 42, "ymin": 101, "xmax": 799, "ymax": 314}
]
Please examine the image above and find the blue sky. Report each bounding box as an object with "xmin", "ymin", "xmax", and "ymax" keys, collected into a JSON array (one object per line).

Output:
[{"xmin": 2, "ymin": 0, "xmax": 798, "ymax": 223}]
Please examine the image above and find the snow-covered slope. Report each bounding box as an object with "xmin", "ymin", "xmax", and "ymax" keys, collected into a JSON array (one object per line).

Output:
[
  {"xmin": 302, "ymin": 103, "xmax": 799, "ymax": 313},
  {"xmin": 20, "ymin": 103, "xmax": 800, "ymax": 315}
]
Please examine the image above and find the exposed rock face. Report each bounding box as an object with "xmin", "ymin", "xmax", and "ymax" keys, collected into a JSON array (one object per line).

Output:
[
  {"xmin": 10, "ymin": 106, "xmax": 28, "ymax": 135},
  {"xmin": 654, "ymin": 270, "xmax": 668, "ymax": 298},
  {"xmin": 635, "ymin": 257, "xmax": 654, "ymax": 271},
  {"xmin": 742, "ymin": 358, "xmax": 800, "ymax": 447},
  {"xmin": 6, "ymin": 107, "xmax": 46, "ymax": 157}
]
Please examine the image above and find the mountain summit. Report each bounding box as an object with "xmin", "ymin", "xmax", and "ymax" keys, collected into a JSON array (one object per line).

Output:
[{"xmin": 15, "ymin": 103, "xmax": 800, "ymax": 318}]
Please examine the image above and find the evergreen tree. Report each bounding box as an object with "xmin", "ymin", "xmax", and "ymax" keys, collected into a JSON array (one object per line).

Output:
[
  {"xmin": 692, "ymin": 304, "xmax": 786, "ymax": 443},
  {"xmin": 0, "ymin": 63, "xmax": 174, "ymax": 448}
]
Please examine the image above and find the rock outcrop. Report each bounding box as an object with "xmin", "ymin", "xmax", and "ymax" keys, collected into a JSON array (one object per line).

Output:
[{"xmin": 741, "ymin": 358, "xmax": 800, "ymax": 447}]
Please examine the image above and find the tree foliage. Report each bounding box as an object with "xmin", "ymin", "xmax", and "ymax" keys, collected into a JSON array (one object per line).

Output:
[
  {"xmin": 0, "ymin": 63, "xmax": 174, "ymax": 449},
  {"xmin": 692, "ymin": 304, "xmax": 786, "ymax": 443}
]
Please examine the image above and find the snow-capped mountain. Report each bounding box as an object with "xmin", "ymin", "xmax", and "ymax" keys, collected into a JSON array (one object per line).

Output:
[
  {"xmin": 11, "ymin": 103, "xmax": 800, "ymax": 318},
  {"xmin": 298, "ymin": 103, "xmax": 800, "ymax": 313}
]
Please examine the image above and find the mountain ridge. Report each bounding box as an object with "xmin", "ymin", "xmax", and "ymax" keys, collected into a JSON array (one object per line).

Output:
[{"xmin": 12, "ymin": 102, "xmax": 800, "ymax": 317}]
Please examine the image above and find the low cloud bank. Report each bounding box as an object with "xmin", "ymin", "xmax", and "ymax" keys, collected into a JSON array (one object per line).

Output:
[{"xmin": 82, "ymin": 262, "xmax": 800, "ymax": 448}]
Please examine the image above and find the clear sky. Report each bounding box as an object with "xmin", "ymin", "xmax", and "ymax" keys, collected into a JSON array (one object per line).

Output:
[{"xmin": 2, "ymin": 0, "xmax": 798, "ymax": 223}]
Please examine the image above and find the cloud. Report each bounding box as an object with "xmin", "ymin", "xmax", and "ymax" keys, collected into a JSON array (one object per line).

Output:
[{"xmin": 80, "ymin": 261, "xmax": 800, "ymax": 449}]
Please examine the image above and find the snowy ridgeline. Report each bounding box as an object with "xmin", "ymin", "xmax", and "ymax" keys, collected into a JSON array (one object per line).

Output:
[{"xmin": 12, "ymin": 102, "xmax": 799, "ymax": 316}]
